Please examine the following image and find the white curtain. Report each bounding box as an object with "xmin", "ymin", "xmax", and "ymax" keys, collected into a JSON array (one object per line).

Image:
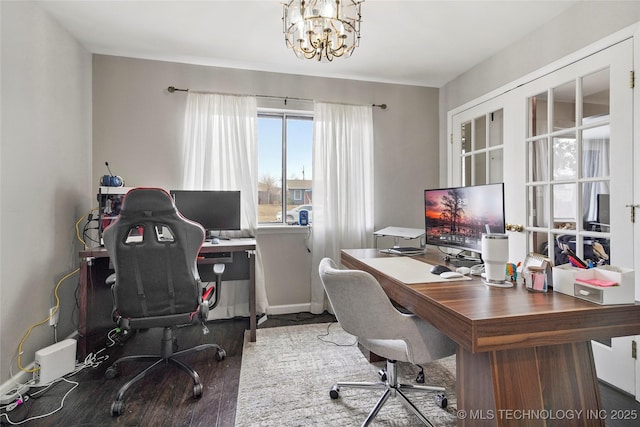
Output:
[
  {"xmin": 532, "ymin": 140, "xmax": 550, "ymax": 228},
  {"xmin": 582, "ymin": 138, "xmax": 610, "ymax": 223},
  {"xmin": 182, "ymin": 92, "xmax": 268, "ymax": 318},
  {"xmin": 310, "ymin": 102, "xmax": 374, "ymax": 314}
]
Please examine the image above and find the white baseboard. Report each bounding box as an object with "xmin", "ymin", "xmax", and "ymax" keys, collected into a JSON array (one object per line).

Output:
[
  {"xmin": 266, "ymin": 303, "xmax": 312, "ymax": 315},
  {"xmin": 0, "ymin": 366, "xmax": 33, "ymax": 401}
]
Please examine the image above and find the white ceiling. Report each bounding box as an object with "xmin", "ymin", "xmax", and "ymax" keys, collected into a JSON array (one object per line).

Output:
[{"xmin": 35, "ymin": 0, "xmax": 579, "ymax": 88}]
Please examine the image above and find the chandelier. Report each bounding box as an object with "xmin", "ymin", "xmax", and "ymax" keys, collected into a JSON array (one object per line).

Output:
[{"xmin": 282, "ymin": 0, "xmax": 363, "ymax": 62}]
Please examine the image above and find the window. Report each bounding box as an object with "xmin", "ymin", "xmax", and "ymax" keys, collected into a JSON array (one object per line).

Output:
[{"xmin": 257, "ymin": 111, "xmax": 313, "ymax": 224}]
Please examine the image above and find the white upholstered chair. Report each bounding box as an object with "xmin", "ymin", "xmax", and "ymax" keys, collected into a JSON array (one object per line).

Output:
[{"xmin": 318, "ymin": 257, "xmax": 456, "ymax": 426}]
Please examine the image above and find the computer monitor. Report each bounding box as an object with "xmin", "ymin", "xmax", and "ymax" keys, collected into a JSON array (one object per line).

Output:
[
  {"xmin": 596, "ymin": 193, "xmax": 610, "ymax": 226},
  {"xmin": 424, "ymin": 183, "xmax": 506, "ymax": 263},
  {"xmin": 170, "ymin": 190, "xmax": 241, "ymax": 236}
]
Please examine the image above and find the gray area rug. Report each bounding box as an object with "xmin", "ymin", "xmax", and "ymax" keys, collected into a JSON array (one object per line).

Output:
[{"xmin": 235, "ymin": 323, "xmax": 457, "ymax": 426}]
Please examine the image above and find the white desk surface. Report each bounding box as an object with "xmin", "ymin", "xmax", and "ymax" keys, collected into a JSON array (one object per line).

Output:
[
  {"xmin": 359, "ymin": 256, "xmax": 471, "ymax": 284},
  {"xmin": 202, "ymin": 237, "xmax": 256, "ymax": 247}
]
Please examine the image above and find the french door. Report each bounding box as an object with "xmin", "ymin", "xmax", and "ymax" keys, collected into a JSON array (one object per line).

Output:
[{"xmin": 451, "ymin": 38, "xmax": 636, "ymax": 396}]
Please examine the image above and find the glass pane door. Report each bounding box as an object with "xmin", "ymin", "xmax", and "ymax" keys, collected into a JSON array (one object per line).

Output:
[
  {"xmin": 525, "ymin": 69, "xmax": 612, "ymax": 267},
  {"xmin": 460, "ymin": 109, "xmax": 504, "ymax": 186},
  {"xmin": 521, "ymin": 39, "xmax": 634, "ymax": 395}
]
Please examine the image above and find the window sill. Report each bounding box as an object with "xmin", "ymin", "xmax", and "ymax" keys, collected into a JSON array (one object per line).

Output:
[{"xmin": 257, "ymin": 224, "xmax": 312, "ymax": 236}]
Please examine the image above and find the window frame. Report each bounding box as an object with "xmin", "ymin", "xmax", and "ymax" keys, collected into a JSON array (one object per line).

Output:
[{"xmin": 257, "ymin": 108, "xmax": 313, "ymax": 226}]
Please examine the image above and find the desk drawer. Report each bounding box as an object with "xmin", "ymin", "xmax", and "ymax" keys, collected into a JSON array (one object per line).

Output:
[
  {"xmin": 199, "ymin": 251, "xmax": 233, "ymax": 264},
  {"xmin": 574, "ymin": 283, "xmax": 603, "ymax": 304}
]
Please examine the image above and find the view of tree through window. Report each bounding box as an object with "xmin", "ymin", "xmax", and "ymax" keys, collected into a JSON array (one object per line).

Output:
[{"xmin": 257, "ymin": 112, "xmax": 313, "ymax": 224}]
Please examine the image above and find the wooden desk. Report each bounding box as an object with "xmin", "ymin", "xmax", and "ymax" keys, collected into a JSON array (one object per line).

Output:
[
  {"xmin": 341, "ymin": 249, "xmax": 640, "ymax": 427},
  {"xmin": 77, "ymin": 239, "xmax": 257, "ymax": 359}
]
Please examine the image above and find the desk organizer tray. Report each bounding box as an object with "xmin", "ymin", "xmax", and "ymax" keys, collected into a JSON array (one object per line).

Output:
[{"xmin": 552, "ymin": 264, "xmax": 635, "ymax": 305}]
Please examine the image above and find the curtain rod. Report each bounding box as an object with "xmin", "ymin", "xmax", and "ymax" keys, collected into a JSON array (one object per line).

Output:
[{"xmin": 167, "ymin": 86, "xmax": 387, "ymax": 110}]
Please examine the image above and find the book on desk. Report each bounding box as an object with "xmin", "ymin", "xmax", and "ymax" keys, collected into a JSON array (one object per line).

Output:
[{"xmin": 380, "ymin": 247, "xmax": 425, "ymax": 256}]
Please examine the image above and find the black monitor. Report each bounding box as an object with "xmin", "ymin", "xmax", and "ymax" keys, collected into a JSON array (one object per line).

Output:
[
  {"xmin": 596, "ymin": 193, "xmax": 610, "ymax": 225},
  {"xmin": 170, "ymin": 190, "xmax": 241, "ymax": 236},
  {"xmin": 424, "ymin": 183, "xmax": 506, "ymax": 261}
]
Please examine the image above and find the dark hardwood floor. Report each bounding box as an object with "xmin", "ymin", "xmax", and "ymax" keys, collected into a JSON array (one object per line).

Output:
[
  {"xmin": 2, "ymin": 312, "xmax": 640, "ymax": 426},
  {"xmin": 1, "ymin": 313, "xmax": 335, "ymax": 427}
]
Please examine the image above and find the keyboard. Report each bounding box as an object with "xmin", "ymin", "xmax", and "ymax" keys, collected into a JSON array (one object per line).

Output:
[{"xmin": 387, "ymin": 247, "xmax": 424, "ymax": 255}]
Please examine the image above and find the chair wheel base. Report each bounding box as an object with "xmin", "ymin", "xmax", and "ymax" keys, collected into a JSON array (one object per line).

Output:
[
  {"xmin": 111, "ymin": 400, "xmax": 124, "ymax": 417},
  {"xmin": 104, "ymin": 365, "xmax": 118, "ymax": 380},
  {"xmin": 193, "ymin": 383, "xmax": 203, "ymax": 398},
  {"xmin": 436, "ymin": 393, "xmax": 447, "ymax": 409},
  {"xmin": 215, "ymin": 348, "xmax": 226, "ymax": 361},
  {"xmin": 329, "ymin": 385, "xmax": 340, "ymax": 399}
]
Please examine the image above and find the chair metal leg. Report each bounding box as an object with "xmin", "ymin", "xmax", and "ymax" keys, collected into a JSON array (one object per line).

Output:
[
  {"xmin": 396, "ymin": 388, "xmax": 435, "ymax": 427},
  {"xmin": 173, "ymin": 342, "xmax": 221, "ymax": 358},
  {"xmin": 336, "ymin": 381, "xmax": 387, "ymax": 391},
  {"xmin": 398, "ymin": 383, "xmax": 445, "ymax": 393},
  {"xmin": 114, "ymin": 358, "xmax": 164, "ymax": 402},
  {"xmin": 331, "ymin": 359, "xmax": 446, "ymax": 426},
  {"xmin": 106, "ymin": 327, "xmax": 225, "ymax": 416},
  {"xmin": 110, "ymin": 354, "xmax": 162, "ymax": 366},
  {"xmin": 167, "ymin": 356, "xmax": 200, "ymax": 384},
  {"xmin": 362, "ymin": 388, "xmax": 391, "ymax": 427}
]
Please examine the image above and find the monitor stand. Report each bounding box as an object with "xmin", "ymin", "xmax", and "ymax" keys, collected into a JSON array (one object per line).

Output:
[
  {"xmin": 207, "ymin": 231, "xmax": 230, "ymax": 241},
  {"xmin": 446, "ymin": 255, "xmax": 483, "ymax": 268}
]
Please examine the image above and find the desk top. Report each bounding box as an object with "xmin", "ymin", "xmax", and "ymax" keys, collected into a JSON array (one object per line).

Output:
[
  {"xmin": 80, "ymin": 238, "xmax": 256, "ymax": 258},
  {"xmin": 341, "ymin": 248, "xmax": 640, "ymax": 353}
]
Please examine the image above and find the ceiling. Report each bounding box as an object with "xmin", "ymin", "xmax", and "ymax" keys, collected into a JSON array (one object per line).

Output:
[{"xmin": 35, "ymin": 0, "xmax": 579, "ymax": 88}]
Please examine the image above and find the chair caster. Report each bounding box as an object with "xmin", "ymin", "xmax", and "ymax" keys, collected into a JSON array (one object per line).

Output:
[
  {"xmin": 436, "ymin": 393, "xmax": 447, "ymax": 409},
  {"xmin": 215, "ymin": 348, "xmax": 226, "ymax": 361},
  {"xmin": 104, "ymin": 365, "xmax": 118, "ymax": 380},
  {"xmin": 378, "ymin": 368, "xmax": 387, "ymax": 382},
  {"xmin": 110, "ymin": 400, "xmax": 124, "ymax": 416},
  {"xmin": 329, "ymin": 384, "xmax": 340, "ymax": 399},
  {"xmin": 193, "ymin": 383, "xmax": 203, "ymax": 398}
]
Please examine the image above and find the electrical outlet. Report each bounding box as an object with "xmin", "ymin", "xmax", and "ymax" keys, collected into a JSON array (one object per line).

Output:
[{"xmin": 49, "ymin": 307, "xmax": 59, "ymax": 327}]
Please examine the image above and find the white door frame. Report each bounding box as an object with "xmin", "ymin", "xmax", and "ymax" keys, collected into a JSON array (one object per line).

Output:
[{"xmin": 446, "ymin": 22, "xmax": 640, "ymax": 401}]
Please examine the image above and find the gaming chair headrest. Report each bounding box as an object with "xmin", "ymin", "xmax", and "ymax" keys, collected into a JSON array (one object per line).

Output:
[{"xmin": 119, "ymin": 188, "xmax": 176, "ymax": 216}]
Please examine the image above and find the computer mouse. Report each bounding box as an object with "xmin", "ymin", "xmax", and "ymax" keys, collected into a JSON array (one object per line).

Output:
[
  {"xmin": 430, "ymin": 265, "xmax": 451, "ymax": 275},
  {"xmin": 210, "ymin": 237, "xmax": 220, "ymax": 244},
  {"xmin": 440, "ymin": 271, "xmax": 464, "ymax": 279}
]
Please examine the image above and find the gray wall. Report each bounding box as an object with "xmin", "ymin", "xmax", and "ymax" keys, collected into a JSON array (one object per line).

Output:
[
  {"xmin": 91, "ymin": 55, "xmax": 440, "ymax": 311},
  {"xmin": 1, "ymin": 1, "xmax": 92, "ymax": 383}
]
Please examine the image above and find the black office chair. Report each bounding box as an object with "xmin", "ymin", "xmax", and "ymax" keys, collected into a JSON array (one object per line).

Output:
[{"xmin": 102, "ymin": 187, "xmax": 226, "ymax": 417}]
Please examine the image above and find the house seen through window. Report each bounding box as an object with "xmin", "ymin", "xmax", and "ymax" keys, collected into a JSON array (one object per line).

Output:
[{"xmin": 257, "ymin": 112, "xmax": 313, "ymax": 225}]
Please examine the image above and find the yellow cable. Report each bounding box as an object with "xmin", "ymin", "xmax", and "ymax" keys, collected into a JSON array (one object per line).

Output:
[{"xmin": 17, "ymin": 268, "xmax": 79, "ymax": 373}]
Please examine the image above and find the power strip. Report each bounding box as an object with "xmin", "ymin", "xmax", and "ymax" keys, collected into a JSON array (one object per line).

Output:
[{"xmin": 0, "ymin": 384, "xmax": 30, "ymax": 405}]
